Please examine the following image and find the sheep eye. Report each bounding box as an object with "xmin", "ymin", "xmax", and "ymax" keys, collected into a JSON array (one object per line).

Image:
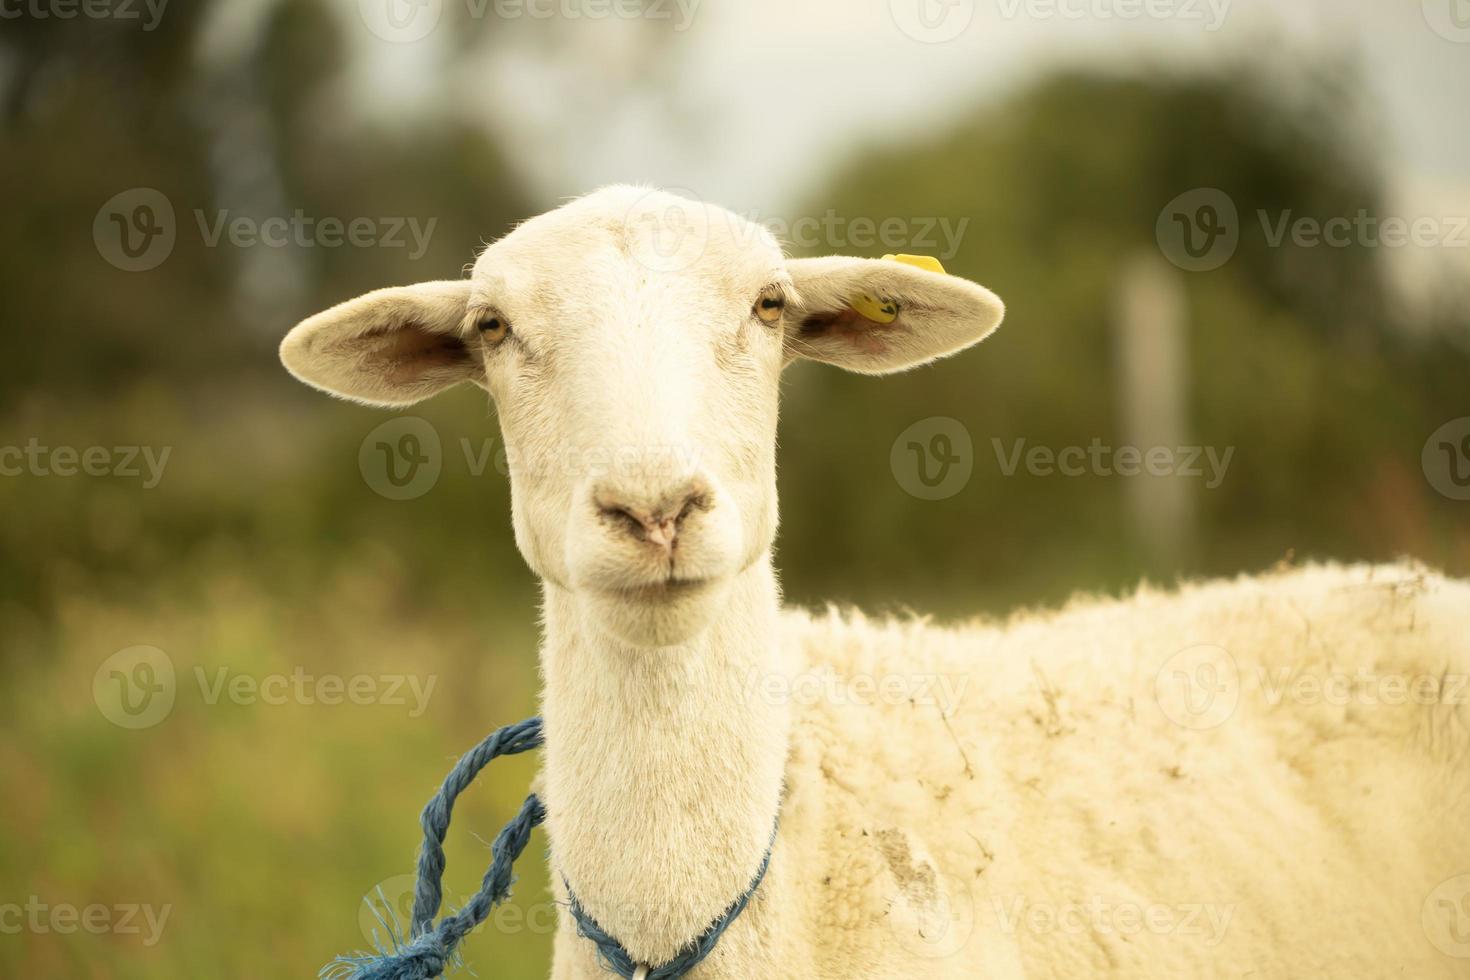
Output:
[
  {"xmin": 476, "ymin": 312, "xmax": 510, "ymax": 344},
  {"xmin": 754, "ymin": 290, "xmax": 785, "ymax": 325}
]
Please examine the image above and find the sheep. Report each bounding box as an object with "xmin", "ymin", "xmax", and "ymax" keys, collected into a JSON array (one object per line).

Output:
[{"xmin": 280, "ymin": 186, "xmax": 1470, "ymax": 979}]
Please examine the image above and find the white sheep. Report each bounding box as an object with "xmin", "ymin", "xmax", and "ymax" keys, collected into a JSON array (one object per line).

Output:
[{"xmin": 281, "ymin": 186, "xmax": 1470, "ymax": 979}]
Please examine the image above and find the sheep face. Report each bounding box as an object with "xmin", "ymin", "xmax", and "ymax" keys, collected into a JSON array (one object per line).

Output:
[
  {"xmin": 280, "ymin": 186, "xmax": 1004, "ymax": 647},
  {"xmin": 478, "ymin": 188, "xmax": 786, "ymax": 648}
]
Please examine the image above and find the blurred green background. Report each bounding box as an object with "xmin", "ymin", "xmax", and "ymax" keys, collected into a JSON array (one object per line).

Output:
[{"xmin": 2, "ymin": 0, "xmax": 1468, "ymax": 976}]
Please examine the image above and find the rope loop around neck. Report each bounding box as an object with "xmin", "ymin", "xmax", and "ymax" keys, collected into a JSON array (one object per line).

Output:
[
  {"xmin": 321, "ymin": 715, "xmax": 776, "ymax": 980},
  {"xmin": 566, "ymin": 826, "xmax": 777, "ymax": 980}
]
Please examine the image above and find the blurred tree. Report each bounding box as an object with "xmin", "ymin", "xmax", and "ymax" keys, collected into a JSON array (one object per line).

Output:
[
  {"xmin": 0, "ymin": 0, "xmax": 535, "ymax": 412},
  {"xmin": 780, "ymin": 61, "xmax": 1470, "ymax": 613},
  {"xmin": 0, "ymin": 0, "xmax": 227, "ymax": 408}
]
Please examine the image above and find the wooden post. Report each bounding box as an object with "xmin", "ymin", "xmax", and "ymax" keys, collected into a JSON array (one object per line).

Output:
[{"xmin": 1115, "ymin": 251, "xmax": 1194, "ymax": 570}]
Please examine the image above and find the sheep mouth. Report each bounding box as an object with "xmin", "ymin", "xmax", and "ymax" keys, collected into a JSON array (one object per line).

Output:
[{"xmin": 607, "ymin": 577, "xmax": 714, "ymax": 602}]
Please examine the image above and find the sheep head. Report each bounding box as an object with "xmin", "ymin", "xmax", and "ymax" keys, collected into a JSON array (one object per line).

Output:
[{"xmin": 280, "ymin": 186, "xmax": 1004, "ymax": 647}]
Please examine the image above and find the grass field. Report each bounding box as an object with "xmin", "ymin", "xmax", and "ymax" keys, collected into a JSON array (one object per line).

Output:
[{"xmin": 0, "ymin": 394, "xmax": 556, "ymax": 978}]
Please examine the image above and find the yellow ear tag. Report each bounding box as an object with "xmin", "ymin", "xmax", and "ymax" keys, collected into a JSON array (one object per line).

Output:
[
  {"xmin": 848, "ymin": 255, "xmax": 947, "ymax": 323},
  {"xmin": 852, "ymin": 257, "xmax": 940, "ymax": 321},
  {"xmin": 882, "ymin": 253, "xmax": 947, "ymax": 274},
  {"xmin": 851, "ymin": 292, "xmax": 899, "ymax": 324}
]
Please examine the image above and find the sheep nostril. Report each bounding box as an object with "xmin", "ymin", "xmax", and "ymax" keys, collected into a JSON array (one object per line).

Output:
[
  {"xmin": 598, "ymin": 504, "xmax": 647, "ymax": 537},
  {"xmin": 675, "ymin": 492, "xmax": 709, "ymax": 526},
  {"xmin": 592, "ymin": 482, "xmax": 712, "ymax": 551}
]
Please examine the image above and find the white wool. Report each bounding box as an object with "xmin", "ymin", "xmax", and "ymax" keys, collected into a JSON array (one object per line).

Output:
[
  {"xmin": 550, "ymin": 561, "xmax": 1470, "ymax": 979},
  {"xmin": 762, "ymin": 561, "xmax": 1470, "ymax": 978}
]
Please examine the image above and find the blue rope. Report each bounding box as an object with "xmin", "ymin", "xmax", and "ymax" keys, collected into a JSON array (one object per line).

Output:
[
  {"xmin": 322, "ymin": 715, "xmax": 774, "ymax": 980},
  {"xmin": 566, "ymin": 828, "xmax": 777, "ymax": 980},
  {"xmin": 410, "ymin": 716, "xmax": 545, "ymax": 936}
]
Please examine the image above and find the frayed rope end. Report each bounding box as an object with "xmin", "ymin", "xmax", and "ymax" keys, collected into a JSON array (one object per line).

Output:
[
  {"xmin": 321, "ymin": 887, "xmax": 460, "ymax": 980},
  {"xmin": 320, "ymin": 931, "xmax": 453, "ymax": 980}
]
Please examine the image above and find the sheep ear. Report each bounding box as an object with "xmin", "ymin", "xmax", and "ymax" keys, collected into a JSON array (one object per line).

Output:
[
  {"xmin": 784, "ymin": 256, "xmax": 1004, "ymax": 375},
  {"xmin": 279, "ymin": 281, "xmax": 481, "ymax": 407}
]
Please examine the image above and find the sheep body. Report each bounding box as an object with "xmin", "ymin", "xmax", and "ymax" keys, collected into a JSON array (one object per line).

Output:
[{"xmin": 733, "ymin": 561, "xmax": 1470, "ymax": 978}]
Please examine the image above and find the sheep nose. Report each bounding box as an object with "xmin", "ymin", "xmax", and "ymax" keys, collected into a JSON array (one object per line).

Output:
[{"xmin": 593, "ymin": 479, "xmax": 711, "ymax": 551}]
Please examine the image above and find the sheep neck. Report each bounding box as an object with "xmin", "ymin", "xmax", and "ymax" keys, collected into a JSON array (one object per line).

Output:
[{"xmin": 537, "ymin": 557, "xmax": 789, "ymax": 967}]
